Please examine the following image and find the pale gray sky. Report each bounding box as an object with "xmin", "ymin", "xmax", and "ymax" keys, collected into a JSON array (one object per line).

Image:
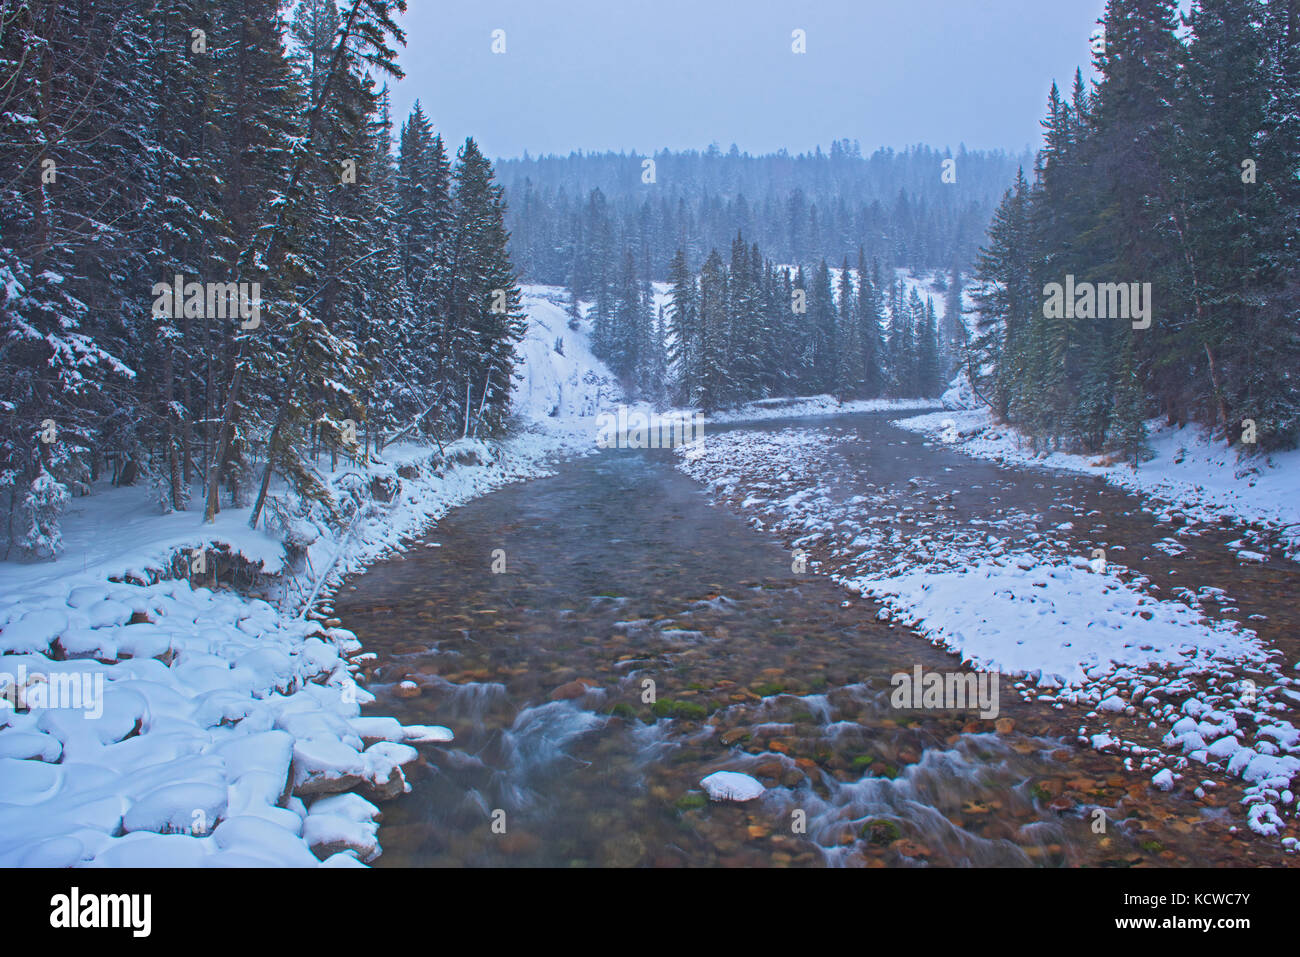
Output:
[{"xmin": 389, "ymin": 0, "xmax": 1110, "ymax": 160}]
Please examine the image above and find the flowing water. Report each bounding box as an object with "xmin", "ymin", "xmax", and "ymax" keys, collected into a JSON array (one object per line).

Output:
[{"xmin": 335, "ymin": 412, "xmax": 1298, "ymax": 867}]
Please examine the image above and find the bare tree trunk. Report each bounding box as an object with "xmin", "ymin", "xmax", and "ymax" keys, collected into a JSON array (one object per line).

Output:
[
  {"xmin": 203, "ymin": 363, "xmax": 243, "ymax": 522},
  {"xmin": 1171, "ymin": 201, "xmax": 1230, "ymax": 435},
  {"xmin": 471, "ymin": 374, "xmax": 490, "ymax": 439},
  {"xmin": 163, "ymin": 346, "xmax": 182, "ymax": 510},
  {"xmin": 249, "ymin": 348, "xmax": 305, "ymax": 530}
]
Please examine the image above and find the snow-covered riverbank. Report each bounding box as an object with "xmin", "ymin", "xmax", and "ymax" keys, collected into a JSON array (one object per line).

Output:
[
  {"xmin": 675, "ymin": 418, "xmax": 1300, "ymax": 841},
  {"xmin": 0, "ymin": 285, "xmax": 622, "ymax": 868},
  {"xmin": 895, "ymin": 406, "xmax": 1300, "ymax": 561},
  {"xmin": 0, "ymin": 430, "xmax": 603, "ymax": 867}
]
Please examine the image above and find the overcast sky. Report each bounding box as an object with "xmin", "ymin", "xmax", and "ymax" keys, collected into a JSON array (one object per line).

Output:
[{"xmin": 388, "ymin": 0, "xmax": 1110, "ymax": 161}]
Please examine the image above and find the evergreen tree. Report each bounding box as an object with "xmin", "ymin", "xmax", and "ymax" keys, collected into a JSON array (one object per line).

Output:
[
  {"xmin": 807, "ymin": 261, "xmax": 837, "ymax": 393},
  {"xmin": 695, "ymin": 251, "xmax": 729, "ymax": 412},
  {"xmin": 835, "ymin": 260, "xmax": 866, "ymax": 398},
  {"xmin": 969, "ymin": 170, "xmax": 1036, "ymax": 419},
  {"xmin": 916, "ymin": 297, "xmax": 941, "ymax": 397},
  {"xmin": 665, "ymin": 248, "xmax": 697, "ymax": 404},
  {"xmin": 858, "ymin": 255, "xmax": 887, "ymax": 397},
  {"xmin": 442, "ymin": 138, "xmax": 525, "ymax": 437}
]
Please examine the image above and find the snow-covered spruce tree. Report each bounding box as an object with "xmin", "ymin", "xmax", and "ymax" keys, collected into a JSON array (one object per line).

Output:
[
  {"xmin": 807, "ymin": 261, "xmax": 837, "ymax": 395},
  {"xmin": 968, "ymin": 170, "xmax": 1035, "ymax": 421},
  {"xmin": 665, "ymin": 248, "xmax": 697, "ymax": 404},
  {"xmin": 1109, "ymin": 328, "xmax": 1149, "ymax": 468},
  {"xmin": 607, "ymin": 249, "xmax": 640, "ymax": 380},
  {"xmin": 890, "ymin": 288, "xmax": 921, "ymax": 398},
  {"xmin": 396, "ymin": 102, "xmax": 453, "ymax": 430},
  {"xmin": 857, "ymin": 251, "xmax": 887, "ymax": 398},
  {"xmin": 287, "ymin": 0, "xmax": 383, "ymax": 472},
  {"xmin": 726, "ymin": 235, "xmax": 762, "ymax": 403},
  {"xmin": 439, "ymin": 137, "xmax": 525, "ymax": 438},
  {"xmin": 20, "ymin": 467, "xmax": 70, "ymax": 561},
  {"xmin": 0, "ymin": 0, "xmax": 145, "ymax": 547},
  {"xmin": 759, "ymin": 260, "xmax": 791, "ymax": 396},
  {"xmin": 355, "ymin": 84, "xmax": 415, "ymax": 453},
  {"xmin": 834, "ymin": 259, "xmax": 866, "ymax": 399},
  {"xmin": 940, "ymin": 260, "xmax": 966, "ymax": 379},
  {"xmin": 785, "ymin": 265, "xmax": 810, "ymax": 392},
  {"xmin": 1242, "ymin": 0, "xmax": 1300, "ymax": 451},
  {"xmin": 1176, "ymin": 0, "xmax": 1300, "ymax": 452},
  {"xmin": 694, "ymin": 250, "xmax": 729, "ymax": 412},
  {"xmin": 648, "ymin": 303, "xmax": 669, "ymax": 404},
  {"xmin": 201, "ymin": 0, "xmax": 313, "ymax": 519},
  {"xmin": 916, "ymin": 297, "xmax": 941, "ymax": 398},
  {"xmin": 635, "ymin": 274, "xmax": 659, "ymax": 402}
]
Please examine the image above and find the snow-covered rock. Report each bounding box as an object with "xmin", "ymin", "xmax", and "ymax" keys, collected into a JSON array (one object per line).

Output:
[{"xmin": 700, "ymin": 771, "xmax": 765, "ymax": 802}]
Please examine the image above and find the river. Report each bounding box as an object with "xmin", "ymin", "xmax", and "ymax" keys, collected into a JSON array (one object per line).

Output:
[{"xmin": 335, "ymin": 411, "xmax": 1296, "ymax": 867}]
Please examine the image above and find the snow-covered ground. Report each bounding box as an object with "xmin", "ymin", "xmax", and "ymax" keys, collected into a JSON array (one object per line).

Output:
[{"xmin": 879, "ymin": 386, "xmax": 1300, "ymax": 836}]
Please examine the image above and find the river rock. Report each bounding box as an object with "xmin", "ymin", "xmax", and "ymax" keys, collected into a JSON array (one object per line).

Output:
[
  {"xmin": 291, "ymin": 738, "xmax": 367, "ymax": 797},
  {"xmin": 549, "ymin": 679, "xmax": 595, "ymax": 700},
  {"xmin": 402, "ymin": 724, "xmax": 454, "ymax": 744},
  {"xmin": 304, "ymin": 793, "xmax": 382, "ymax": 863},
  {"xmin": 349, "ymin": 716, "xmax": 405, "ymax": 746},
  {"xmin": 358, "ymin": 742, "xmax": 418, "ymax": 801},
  {"xmin": 700, "ymin": 771, "xmax": 765, "ymax": 802}
]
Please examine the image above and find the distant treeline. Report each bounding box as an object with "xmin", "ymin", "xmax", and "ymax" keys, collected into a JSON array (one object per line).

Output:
[{"xmin": 498, "ymin": 142, "xmax": 1033, "ymax": 287}]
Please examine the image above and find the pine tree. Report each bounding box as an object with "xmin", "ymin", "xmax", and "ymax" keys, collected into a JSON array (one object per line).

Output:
[
  {"xmin": 359, "ymin": 85, "xmax": 416, "ymax": 452},
  {"xmin": 665, "ymin": 248, "xmax": 697, "ymax": 403},
  {"xmin": 834, "ymin": 260, "xmax": 866, "ymax": 398},
  {"xmin": 695, "ymin": 250, "xmax": 729, "ymax": 412},
  {"xmin": 858, "ymin": 255, "xmax": 887, "ymax": 397},
  {"xmin": 442, "ymin": 138, "xmax": 526, "ymax": 437},
  {"xmin": 1109, "ymin": 328, "xmax": 1149, "ymax": 467},
  {"xmin": 727, "ymin": 234, "xmax": 763, "ymax": 402},
  {"xmin": 20, "ymin": 466, "xmax": 70, "ymax": 560},
  {"xmin": 807, "ymin": 261, "xmax": 837, "ymax": 394},
  {"xmin": 204, "ymin": 0, "xmax": 409, "ymax": 523},
  {"xmin": 969, "ymin": 170, "xmax": 1036, "ymax": 418},
  {"xmin": 916, "ymin": 297, "xmax": 941, "ymax": 397},
  {"xmin": 0, "ymin": 2, "xmax": 192, "ymax": 543}
]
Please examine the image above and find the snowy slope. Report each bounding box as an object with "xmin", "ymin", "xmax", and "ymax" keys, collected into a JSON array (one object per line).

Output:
[{"xmin": 513, "ymin": 284, "xmax": 620, "ymax": 422}]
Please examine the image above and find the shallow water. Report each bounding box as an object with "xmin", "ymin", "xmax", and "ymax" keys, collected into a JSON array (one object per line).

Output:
[{"xmin": 335, "ymin": 412, "xmax": 1296, "ymax": 867}]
